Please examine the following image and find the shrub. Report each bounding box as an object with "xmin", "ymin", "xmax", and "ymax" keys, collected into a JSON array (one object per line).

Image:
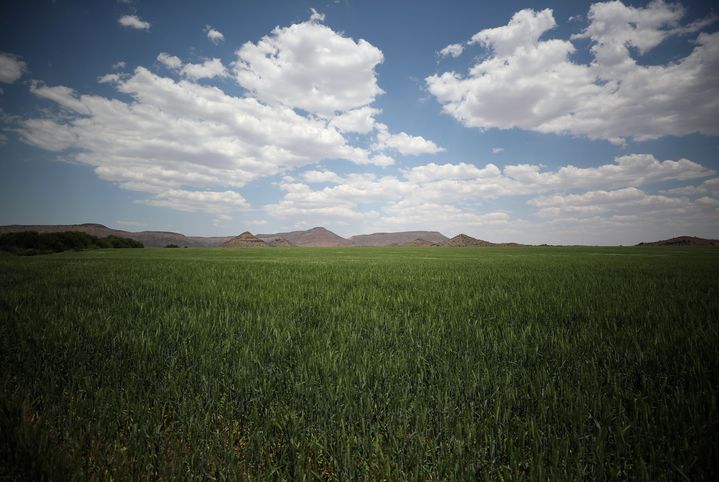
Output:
[{"xmin": 0, "ymin": 231, "xmax": 143, "ymax": 255}]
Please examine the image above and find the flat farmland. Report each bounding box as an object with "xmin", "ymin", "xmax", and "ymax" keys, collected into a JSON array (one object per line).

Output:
[{"xmin": 1, "ymin": 247, "xmax": 718, "ymax": 480}]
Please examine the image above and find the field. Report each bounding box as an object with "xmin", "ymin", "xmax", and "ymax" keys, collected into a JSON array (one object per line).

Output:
[{"xmin": 1, "ymin": 247, "xmax": 718, "ymax": 480}]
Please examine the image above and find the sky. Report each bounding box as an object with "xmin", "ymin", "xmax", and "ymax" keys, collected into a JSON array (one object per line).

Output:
[{"xmin": 0, "ymin": 0, "xmax": 718, "ymax": 244}]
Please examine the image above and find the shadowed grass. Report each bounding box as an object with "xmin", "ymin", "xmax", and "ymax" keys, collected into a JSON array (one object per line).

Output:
[{"xmin": 1, "ymin": 247, "xmax": 718, "ymax": 479}]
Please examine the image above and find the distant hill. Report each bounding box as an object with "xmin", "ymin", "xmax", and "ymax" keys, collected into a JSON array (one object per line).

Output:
[
  {"xmin": 0, "ymin": 223, "xmax": 213, "ymax": 248},
  {"xmin": 442, "ymin": 234, "xmax": 495, "ymax": 247},
  {"xmin": 0, "ymin": 223, "xmax": 531, "ymax": 248},
  {"xmin": 351, "ymin": 231, "xmax": 447, "ymax": 247},
  {"xmin": 187, "ymin": 236, "xmax": 232, "ymax": 247},
  {"xmin": 257, "ymin": 227, "xmax": 351, "ymax": 247},
  {"xmin": 221, "ymin": 232, "xmax": 268, "ymax": 248},
  {"xmin": 267, "ymin": 238, "xmax": 294, "ymax": 247},
  {"xmin": 400, "ymin": 238, "xmax": 437, "ymax": 247},
  {"xmin": 636, "ymin": 236, "xmax": 719, "ymax": 246}
]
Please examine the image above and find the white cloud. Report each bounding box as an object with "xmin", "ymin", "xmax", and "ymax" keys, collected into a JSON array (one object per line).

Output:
[
  {"xmin": 112, "ymin": 61, "xmax": 127, "ymax": 70},
  {"xmin": 368, "ymin": 153, "xmax": 395, "ymax": 167},
  {"xmin": 181, "ymin": 58, "xmax": 228, "ymax": 80},
  {"xmin": 98, "ymin": 73, "xmax": 124, "ymax": 84},
  {"xmin": 301, "ymin": 170, "xmax": 343, "ymax": 184},
  {"xmin": 205, "ymin": 25, "xmax": 225, "ymax": 44},
  {"xmin": 492, "ymin": 147, "xmax": 504, "ymax": 154},
  {"xmin": 405, "ymin": 162, "xmax": 501, "ymax": 183},
  {"xmin": 529, "ymin": 187, "xmax": 690, "ymax": 218},
  {"xmin": 470, "ymin": 8, "xmax": 556, "ymax": 57},
  {"xmin": 329, "ymin": 106, "xmax": 380, "ymax": 134},
  {"xmin": 439, "ymin": 43, "xmax": 464, "ymax": 58},
  {"xmin": 0, "ymin": 52, "xmax": 26, "ymax": 84},
  {"xmin": 373, "ymin": 123, "xmax": 444, "ymax": 156},
  {"xmin": 427, "ymin": 2, "xmax": 719, "ymax": 142},
  {"xmin": 142, "ymin": 189, "xmax": 249, "ymax": 213},
  {"xmin": 118, "ymin": 15, "xmax": 151, "ymax": 31},
  {"xmin": 29, "ymin": 82, "xmax": 91, "ymax": 114},
  {"xmin": 20, "ymin": 67, "xmax": 385, "ymax": 213},
  {"xmin": 157, "ymin": 53, "xmax": 228, "ymax": 81},
  {"xmin": 234, "ymin": 12, "xmax": 384, "ymax": 116},
  {"xmin": 502, "ymin": 154, "xmax": 714, "ymax": 192},
  {"xmin": 265, "ymin": 151, "xmax": 714, "ymax": 237},
  {"xmin": 309, "ymin": 8, "xmax": 325, "ymax": 23},
  {"xmin": 663, "ymin": 177, "xmax": 719, "ymax": 196},
  {"xmin": 696, "ymin": 196, "xmax": 719, "ymax": 207},
  {"xmin": 157, "ymin": 53, "xmax": 182, "ymax": 70}
]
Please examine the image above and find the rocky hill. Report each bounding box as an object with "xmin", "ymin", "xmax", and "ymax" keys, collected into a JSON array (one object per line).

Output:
[
  {"xmin": 257, "ymin": 227, "xmax": 351, "ymax": 247},
  {"xmin": 267, "ymin": 238, "xmax": 294, "ymax": 247},
  {"xmin": 351, "ymin": 231, "xmax": 447, "ymax": 247},
  {"xmin": 442, "ymin": 234, "xmax": 495, "ymax": 247},
  {"xmin": 400, "ymin": 238, "xmax": 437, "ymax": 247},
  {"xmin": 221, "ymin": 232, "xmax": 268, "ymax": 248},
  {"xmin": 636, "ymin": 236, "xmax": 719, "ymax": 246}
]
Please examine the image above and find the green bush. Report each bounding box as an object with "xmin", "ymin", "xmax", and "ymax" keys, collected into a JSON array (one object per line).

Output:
[{"xmin": 0, "ymin": 231, "xmax": 143, "ymax": 255}]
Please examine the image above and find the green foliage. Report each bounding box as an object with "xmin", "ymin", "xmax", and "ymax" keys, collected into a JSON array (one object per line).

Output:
[
  {"xmin": 164, "ymin": 244, "xmax": 180, "ymax": 248},
  {"xmin": 0, "ymin": 231, "xmax": 143, "ymax": 255},
  {"xmin": 0, "ymin": 247, "xmax": 718, "ymax": 480}
]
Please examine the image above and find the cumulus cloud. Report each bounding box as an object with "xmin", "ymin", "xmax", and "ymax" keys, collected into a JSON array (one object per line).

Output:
[
  {"xmin": 157, "ymin": 52, "xmax": 182, "ymax": 70},
  {"xmin": 301, "ymin": 170, "xmax": 344, "ymax": 184},
  {"xmin": 142, "ymin": 189, "xmax": 249, "ymax": 213},
  {"xmin": 20, "ymin": 67, "xmax": 386, "ymax": 213},
  {"xmin": 205, "ymin": 25, "xmax": 225, "ymax": 44},
  {"xmin": 662, "ymin": 177, "xmax": 719, "ymax": 196},
  {"xmin": 118, "ymin": 15, "xmax": 151, "ymax": 30},
  {"xmin": 16, "ymin": 14, "xmax": 441, "ymax": 216},
  {"xmin": 234, "ymin": 11, "xmax": 384, "ymax": 116},
  {"xmin": 529, "ymin": 187, "xmax": 690, "ymax": 218},
  {"xmin": 329, "ymin": 106, "xmax": 380, "ymax": 134},
  {"xmin": 696, "ymin": 196, "xmax": 719, "ymax": 207},
  {"xmin": 428, "ymin": 2, "xmax": 719, "ymax": 143},
  {"xmin": 0, "ymin": 52, "xmax": 26, "ymax": 84},
  {"xmin": 373, "ymin": 123, "xmax": 445, "ymax": 155},
  {"xmin": 492, "ymin": 147, "xmax": 504, "ymax": 154},
  {"xmin": 112, "ymin": 61, "xmax": 126, "ymax": 70},
  {"xmin": 157, "ymin": 53, "xmax": 228, "ymax": 80},
  {"xmin": 181, "ymin": 58, "xmax": 228, "ymax": 80},
  {"xmin": 97, "ymin": 73, "xmax": 122, "ymax": 84},
  {"xmin": 439, "ymin": 43, "xmax": 464, "ymax": 58},
  {"xmin": 378, "ymin": 200, "xmax": 511, "ymax": 233},
  {"xmin": 265, "ymin": 151, "xmax": 714, "ymax": 236}
]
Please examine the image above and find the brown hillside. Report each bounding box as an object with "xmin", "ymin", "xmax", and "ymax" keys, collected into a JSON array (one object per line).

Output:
[
  {"xmin": 400, "ymin": 238, "xmax": 437, "ymax": 247},
  {"xmin": 442, "ymin": 234, "xmax": 494, "ymax": 247},
  {"xmin": 221, "ymin": 232, "xmax": 268, "ymax": 248},
  {"xmin": 267, "ymin": 238, "xmax": 294, "ymax": 247},
  {"xmin": 351, "ymin": 231, "xmax": 448, "ymax": 247},
  {"xmin": 257, "ymin": 227, "xmax": 351, "ymax": 247},
  {"xmin": 636, "ymin": 236, "xmax": 719, "ymax": 246}
]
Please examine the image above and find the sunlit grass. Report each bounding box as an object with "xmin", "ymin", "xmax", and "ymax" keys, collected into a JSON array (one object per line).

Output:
[{"xmin": 1, "ymin": 247, "xmax": 718, "ymax": 479}]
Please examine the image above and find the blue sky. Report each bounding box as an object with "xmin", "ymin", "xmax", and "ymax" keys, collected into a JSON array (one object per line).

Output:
[{"xmin": 0, "ymin": 0, "xmax": 718, "ymax": 244}]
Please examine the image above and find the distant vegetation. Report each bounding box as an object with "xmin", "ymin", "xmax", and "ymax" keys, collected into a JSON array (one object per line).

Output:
[
  {"xmin": 0, "ymin": 231, "xmax": 143, "ymax": 255},
  {"xmin": 164, "ymin": 244, "xmax": 180, "ymax": 248},
  {"xmin": 1, "ymin": 247, "xmax": 717, "ymax": 479}
]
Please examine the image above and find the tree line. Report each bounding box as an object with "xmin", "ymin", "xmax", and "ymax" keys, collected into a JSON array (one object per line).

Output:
[{"xmin": 0, "ymin": 231, "xmax": 143, "ymax": 255}]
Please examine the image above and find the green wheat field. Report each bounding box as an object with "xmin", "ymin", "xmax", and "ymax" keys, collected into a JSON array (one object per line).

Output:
[{"xmin": 1, "ymin": 247, "xmax": 718, "ymax": 480}]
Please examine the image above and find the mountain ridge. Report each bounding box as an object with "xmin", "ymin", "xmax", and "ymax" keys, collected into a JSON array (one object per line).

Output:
[
  {"xmin": 2, "ymin": 224, "xmax": 716, "ymax": 247},
  {"xmin": 350, "ymin": 231, "xmax": 448, "ymax": 247}
]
